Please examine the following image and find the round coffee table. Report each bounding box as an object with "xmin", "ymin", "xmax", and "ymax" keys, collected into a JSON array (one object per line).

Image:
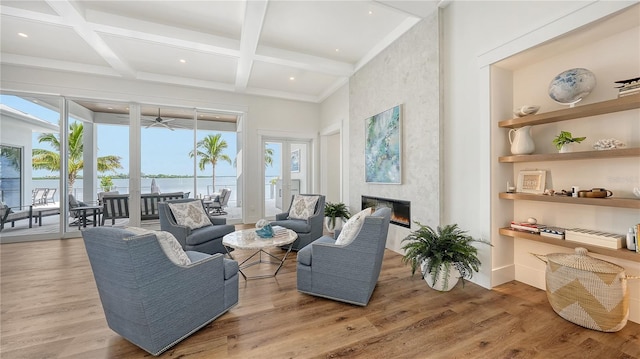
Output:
[{"xmin": 222, "ymin": 227, "xmax": 297, "ymax": 280}]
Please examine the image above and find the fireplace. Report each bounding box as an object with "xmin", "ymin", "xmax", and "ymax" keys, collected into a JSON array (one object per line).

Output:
[{"xmin": 361, "ymin": 195, "xmax": 410, "ymax": 228}]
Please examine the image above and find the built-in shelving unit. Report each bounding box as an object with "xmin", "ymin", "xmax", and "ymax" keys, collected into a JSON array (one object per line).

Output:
[
  {"xmin": 498, "ymin": 94, "xmax": 640, "ymax": 263},
  {"xmin": 499, "ymin": 228, "xmax": 639, "ymax": 261},
  {"xmin": 499, "ymin": 192, "xmax": 640, "ymax": 209},
  {"xmin": 498, "ymin": 93, "xmax": 640, "ymax": 128},
  {"xmin": 499, "ymin": 147, "xmax": 640, "ymax": 163}
]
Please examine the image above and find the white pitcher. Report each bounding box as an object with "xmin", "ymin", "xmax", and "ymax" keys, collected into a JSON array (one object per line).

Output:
[{"xmin": 508, "ymin": 126, "xmax": 535, "ymax": 155}]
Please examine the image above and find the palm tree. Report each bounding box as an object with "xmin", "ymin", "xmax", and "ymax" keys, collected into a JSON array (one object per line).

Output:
[
  {"xmin": 190, "ymin": 134, "xmax": 232, "ymax": 191},
  {"xmin": 264, "ymin": 146, "xmax": 274, "ymax": 167},
  {"xmin": 32, "ymin": 122, "xmax": 122, "ymax": 193}
]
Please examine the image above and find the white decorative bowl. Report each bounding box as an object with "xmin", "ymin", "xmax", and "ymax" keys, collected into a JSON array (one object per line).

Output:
[
  {"xmin": 513, "ymin": 105, "xmax": 540, "ymax": 117},
  {"xmin": 548, "ymin": 68, "xmax": 596, "ymax": 106}
]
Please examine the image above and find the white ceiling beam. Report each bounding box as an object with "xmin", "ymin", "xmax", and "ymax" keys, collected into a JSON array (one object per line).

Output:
[
  {"xmin": 255, "ymin": 46, "xmax": 354, "ymax": 77},
  {"xmin": 44, "ymin": 0, "xmax": 136, "ymax": 78},
  {"xmin": 235, "ymin": 0, "xmax": 269, "ymax": 91},
  {"xmin": 86, "ymin": 10, "xmax": 241, "ymax": 57},
  {"xmin": 0, "ymin": 53, "xmax": 121, "ymax": 77},
  {"xmin": 136, "ymin": 72, "xmax": 237, "ymax": 93}
]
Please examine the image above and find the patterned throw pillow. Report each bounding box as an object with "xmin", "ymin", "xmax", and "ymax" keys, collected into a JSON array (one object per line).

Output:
[
  {"xmin": 288, "ymin": 195, "xmax": 319, "ymax": 220},
  {"xmin": 335, "ymin": 207, "xmax": 373, "ymax": 246},
  {"xmin": 168, "ymin": 201, "xmax": 211, "ymax": 230},
  {"xmin": 125, "ymin": 227, "xmax": 191, "ymax": 266}
]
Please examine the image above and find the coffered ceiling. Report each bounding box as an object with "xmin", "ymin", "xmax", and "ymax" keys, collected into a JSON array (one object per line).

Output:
[{"xmin": 1, "ymin": 0, "xmax": 441, "ymax": 104}]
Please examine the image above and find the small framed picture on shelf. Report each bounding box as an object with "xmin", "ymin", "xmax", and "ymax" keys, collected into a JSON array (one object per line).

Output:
[{"xmin": 516, "ymin": 170, "xmax": 546, "ymax": 194}]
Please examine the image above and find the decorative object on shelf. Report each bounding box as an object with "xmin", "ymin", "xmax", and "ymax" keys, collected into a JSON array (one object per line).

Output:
[
  {"xmin": 527, "ymin": 217, "xmax": 537, "ymax": 224},
  {"xmin": 577, "ymin": 188, "xmax": 613, "ymax": 198},
  {"xmin": 565, "ymin": 228, "xmax": 625, "ymax": 249},
  {"xmin": 593, "ymin": 138, "xmax": 626, "ymax": 150},
  {"xmin": 633, "ymin": 187, "xmax": 640, "ymax": 198},
  {"xmin": 508, "ymin": 125, "xmax": 535, "ymax": 155},
  {"xmin": 506, "ymin": 181, "xmax": 515, "ymax": 193},
  {"xmin": 516, "ymin": 170, "xmax": 546, "ymax": 194},
  {"xmin": 401, "ymin": 223, "xmax": 490, "ymax": 291},
  {"xmin": 548, "ymin": 68, "xmax": 596, "ymax": 107},
  {"xmin": 323, "ymin": 202, "xmax": 351, "ymax": 233},
  {"xmin": 365, "ymin": 104, "xmax": 402, "ymax": 184},
  {"xmin": 614, "ymin": 76, "xmax": 640, "ymax": 98},
  {"xmin": 540, "ymin": 227, "xmax": 565, "ymax": 239},
  {"xmin": 533, "ymin": 247, "xmax": 636, "ymax": 332},
  {"xmin": 513, "ymin": 105, "xmax": 540, "ymax": 117},
  {"xmin": 510, "ymin": 220, "xmax": 546, "ymax": 233},
  {"xmin": 553, "ymin": 131, "xmax": 586, "ymax": 153}
]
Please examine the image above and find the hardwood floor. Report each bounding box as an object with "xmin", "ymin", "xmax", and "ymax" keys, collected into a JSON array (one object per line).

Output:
[{"xmin": 1, "ymin": 233, "xmax": 639, "ymax": 359}]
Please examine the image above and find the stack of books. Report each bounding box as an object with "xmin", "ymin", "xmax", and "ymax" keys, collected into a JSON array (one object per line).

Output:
[
  {"xmin": 272, "ymin": 225, "xmax": 288, "ymax": 237},
  {"xmin": 510, "ymin": 221, "xmax": 546, "ymax": 233},
  {"xmin": 565, "ymin": 228, "xmax": 625, "ymax": 249},
  {"xmin": 615, "ymin": 77, "xmax": 640, "ymax": 98}
]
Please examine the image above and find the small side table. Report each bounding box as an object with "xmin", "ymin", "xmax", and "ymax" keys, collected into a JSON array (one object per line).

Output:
[{"xmin": 70, "ymin": 206, "xmax": 102, "ymax": 229}]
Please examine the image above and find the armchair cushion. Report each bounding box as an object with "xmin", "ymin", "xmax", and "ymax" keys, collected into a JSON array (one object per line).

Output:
[
  {"xmin": 187, "ymin": 225, "xmax": 236, "ymax": 246},
  {"xmin": 125, "ymin": 227, "xmax": 191, "ymax": 266},
  {"xmin": 270, "ymin": 218, "xmax": 311, "ymax": 234},
  {"xmin": 288, "ymin": 194, "xmax": 319, "ymax": 220},
  {"xmin": 168, "ymin": 201, "xmax": 211, "ymax": 230},
  {"xmin": 335, "ymin": 207, "xmax": 372, "ymax": 246}
]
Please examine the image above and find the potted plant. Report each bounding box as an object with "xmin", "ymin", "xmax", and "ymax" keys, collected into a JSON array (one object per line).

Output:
[
  {"xmin": 401, "ymin": 223, "xmax": 491, "ymax": 291},
  {"xmin": 553, "ymin": 131, "xmax": 586, "ymax": 153},
  {"xmin": 324, "ymin": 202, "xmax": 351, "ymax": 233},
  {"xmin": 100, "ymin": 176, "xmax": 114, "ymax": 192}
]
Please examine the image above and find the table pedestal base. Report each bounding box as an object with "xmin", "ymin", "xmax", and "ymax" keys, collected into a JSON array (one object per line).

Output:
[{"xmin": 225, "ymin": 244, "xmax": 293, "ymax": 280}]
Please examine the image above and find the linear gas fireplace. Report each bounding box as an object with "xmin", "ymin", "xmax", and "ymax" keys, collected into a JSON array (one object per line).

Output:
[{"xmin": 361, "ymin": 195, "xmax": 411, "ymax": 228}]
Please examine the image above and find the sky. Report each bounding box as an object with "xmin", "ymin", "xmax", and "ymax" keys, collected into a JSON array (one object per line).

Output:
[{"xmin": 1, "ymin": 95, "xmax": 282, "ymax": 178}]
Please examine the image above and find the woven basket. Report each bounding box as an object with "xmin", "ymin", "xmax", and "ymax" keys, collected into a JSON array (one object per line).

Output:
[{"xmin": 533, "ymin": 247, "xmax": 637, "ymax": 332}]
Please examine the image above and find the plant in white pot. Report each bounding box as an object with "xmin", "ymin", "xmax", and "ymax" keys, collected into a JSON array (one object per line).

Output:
[
  {"xmin": 401, "ymin": 223, "xmax": 491, "ymax": 291},
  {"xmin": 553, "ymin": 131, "xmax": 586, "ymax": 153},
  {"xmin": 324, "ymin": 202, "xmax": 351, "ymax": 233}
]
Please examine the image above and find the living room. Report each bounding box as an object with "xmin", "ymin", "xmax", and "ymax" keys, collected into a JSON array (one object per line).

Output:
[{"xmin": 1, "ymin": 1, "xmax": 639, "ymax": 357}]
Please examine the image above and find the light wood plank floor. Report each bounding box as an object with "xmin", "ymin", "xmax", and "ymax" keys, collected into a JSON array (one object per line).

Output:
[{"xmin": 1, "ymin": 233, "xmax": 639, "ymax": 359}]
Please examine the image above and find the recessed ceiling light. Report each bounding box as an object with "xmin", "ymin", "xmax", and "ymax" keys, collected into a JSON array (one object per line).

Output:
[
  {"xmin": 368, "ymin": 10, "xmax": 373, "ymax": 15},
  {"xmin": 107, "ymin": 107, "xmax": 113, "ymax": 110},
  {"xmin": 179, "ymin": 59, "xmax": 186, "ymax": 63},
  {"xmin": 289, "ymin": 77, "xmax": 295, "ymax": 81},
  {"xmin": 18, "ymin": 32, "xmax": 28, "ymax": 38},
  {"xmin": 335, "ymin": 48, "xmax": 340, "ymax": 52}
]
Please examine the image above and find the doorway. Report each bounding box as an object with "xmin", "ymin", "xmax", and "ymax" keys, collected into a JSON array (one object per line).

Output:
[{"xmin": 263, "ymin": 138, "xmax": 311, "ymax": 219}]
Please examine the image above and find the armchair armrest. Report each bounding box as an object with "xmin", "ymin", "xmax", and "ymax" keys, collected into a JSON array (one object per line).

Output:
[
  {"xmin": 208, "ymin": 217, "xmax": 227, "ymax": 225},
  {"xmin": 275, "ymin": 212, "xmax": 289, "ymax": 220}
]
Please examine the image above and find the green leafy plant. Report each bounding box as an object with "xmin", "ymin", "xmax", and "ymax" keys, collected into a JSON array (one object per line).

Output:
[
  {"xmin": 324, "ymin": 202, "xmax": 351, "ymax": 228},
  {"xmin": 552, "ymin": 131, "xmax": 586, "ymax": 150},
  {"xmin": 401, "ymin": 223, "xmax": 491, "ymax": 290},
  {"xmin": 100, "ymin": 176, "xmax": 114, "ymax": 192}
]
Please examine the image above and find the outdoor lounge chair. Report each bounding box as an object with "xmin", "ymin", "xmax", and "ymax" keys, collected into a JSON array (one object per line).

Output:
[
  {"xmin": 207, "ymin": 188, "xmax": 230, "ymax": 216},
  {"xmin": 0, "ymin": 204, "xmax": 33, "ymax": 231}
]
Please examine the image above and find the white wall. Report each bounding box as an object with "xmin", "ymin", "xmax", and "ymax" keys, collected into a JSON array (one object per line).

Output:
[
  {"xmin": 0, "ymin": 65, "xmax": 320, "ymax": 225},
  {"xmin": 320, "ymin": 84, "xmax": 349, "ymax": 204}
]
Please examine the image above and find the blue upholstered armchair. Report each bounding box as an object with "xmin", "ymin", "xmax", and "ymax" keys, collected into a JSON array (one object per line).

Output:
[
  {"xmin": 82, "ymin": 227, "xmax": 239, "ymax": 356},
  {"xmin": 158, "ymin": 198, "xmax": 235, "ymax": 255},
  {"xmin": 271, "ymin": 194, "xmax": 326, "ymax": 251},
  {"xmin": 296, "ymin": 207, "xmax": 391, "ymax": 306}
]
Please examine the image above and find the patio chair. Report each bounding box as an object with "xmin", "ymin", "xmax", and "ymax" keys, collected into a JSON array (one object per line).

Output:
[
  {"xmin": 69, "ymin": 194, "xmax": 99, "ymax": 226},
  {"xmin": 0, "ymin": 204, "xmax": 33, "ymax": 231},
  {"xmin": 44, "ymin": 188, "xmax": 57, "ymax": 204},
  {"xmin": 208, "ymin": 188, "xmax": 230, "ymax": 216},
  {"xmin": 31, "ymin": 188, "xmax": 48, "ymax": 206}
]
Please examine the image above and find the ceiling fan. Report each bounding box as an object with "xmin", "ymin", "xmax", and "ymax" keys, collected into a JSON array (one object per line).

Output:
[{"xmin": 143, "ymin": 108, "xmax": 180, "ymax": 130}]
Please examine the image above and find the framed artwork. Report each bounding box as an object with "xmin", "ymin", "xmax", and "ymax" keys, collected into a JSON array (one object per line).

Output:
[
  {"xmin": 365, "ymin": 104, "xmax": 402, "ymax": 184},
  {"xmin": 516, "ymin": 170, "xmax": 546, "ymax": 194},
  {"xmin": 291, "ymin": 149, "xmax": 300, "ymax": 172}
]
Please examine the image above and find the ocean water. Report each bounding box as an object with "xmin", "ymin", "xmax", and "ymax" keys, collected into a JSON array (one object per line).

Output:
[{"xmin": 31, "ymin": 176, "xmax": 278, "ymax": 203}]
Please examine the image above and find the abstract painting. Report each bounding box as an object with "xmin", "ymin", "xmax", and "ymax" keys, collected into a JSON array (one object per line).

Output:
[{"xmin": 365, "ymin": 105, "xmax": 401, "ymax": 183}]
